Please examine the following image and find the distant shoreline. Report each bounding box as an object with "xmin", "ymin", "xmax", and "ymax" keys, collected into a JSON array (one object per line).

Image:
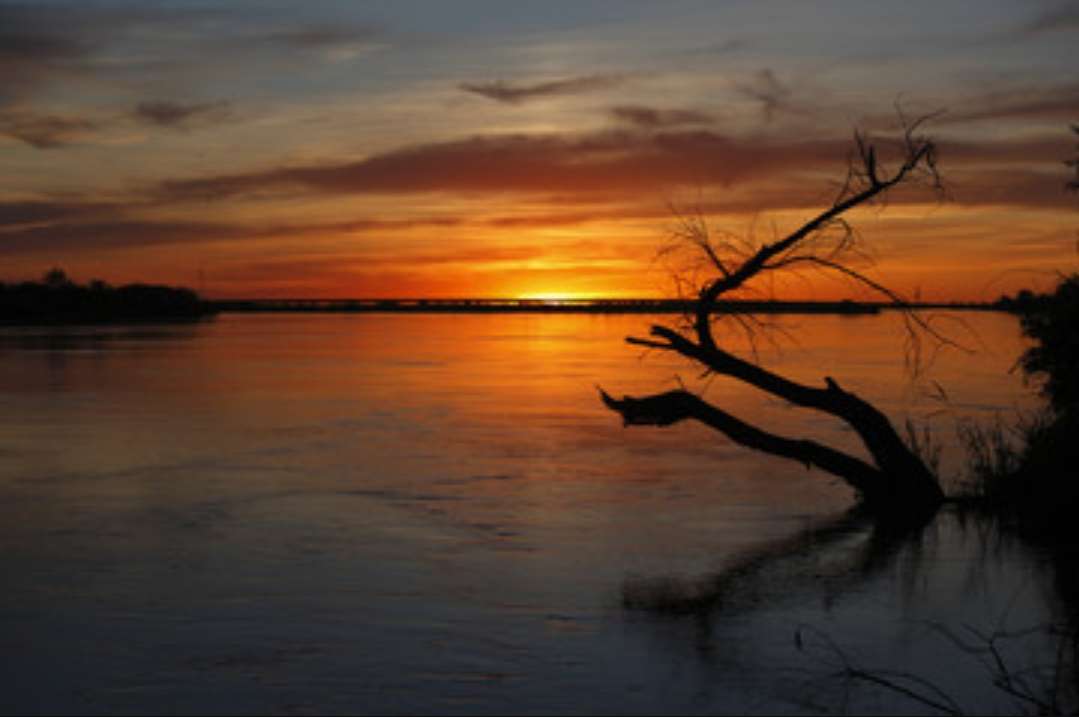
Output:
[
  {"xmin": 210, "ymin": 298, "xmax": 1005, "ymax": 315},
  {"xmin": 0, "ymin": 272, "xmax": 1011, "ymax": 325},
  {"xmin": 0, "ymin": 273, "xmax": 217, "ymax": 326}
]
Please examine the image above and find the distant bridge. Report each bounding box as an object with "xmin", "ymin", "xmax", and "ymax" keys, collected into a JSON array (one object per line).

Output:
[{"xmin": 209, "ymin": 298, "xmax": 888, "ymax": 315}]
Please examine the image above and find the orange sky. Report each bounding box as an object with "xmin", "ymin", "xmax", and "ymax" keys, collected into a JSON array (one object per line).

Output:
[{"xmin": 1, "ymin": 2, "xmax": 1076, "ymax": 301}]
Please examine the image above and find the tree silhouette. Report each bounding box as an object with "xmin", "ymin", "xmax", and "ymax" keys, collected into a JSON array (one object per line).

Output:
[
  {"xmin": 43, "ymin": 267, "xmax": 72, "ymax": 288},
  {"xmin": 600, "ymin": 116, "xmax": 947, "ymax": 514},
  {"xmin": 0, "ymin": 270, "xmax": 212, "ymax": 323}
]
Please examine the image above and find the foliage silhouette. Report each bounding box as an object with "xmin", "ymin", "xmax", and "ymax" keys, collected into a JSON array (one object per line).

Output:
[
  {"xmin": 963, "ymin": 274, "xmax": 1079, "ymax": 538},
  {"xmin": 0, "ymin": 268, "xmax": 215, "ymax": 324}
]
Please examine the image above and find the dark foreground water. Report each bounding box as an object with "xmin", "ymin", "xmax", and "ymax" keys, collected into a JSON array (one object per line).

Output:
[{"xmin": 0, "ymin": 312, "xmax": 1069, "ymax": 714}]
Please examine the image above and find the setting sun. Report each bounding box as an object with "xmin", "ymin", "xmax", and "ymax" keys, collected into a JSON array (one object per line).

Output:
[{"xmin": 514, "ymin": 291, "xmax": 601, "ymax": 302}]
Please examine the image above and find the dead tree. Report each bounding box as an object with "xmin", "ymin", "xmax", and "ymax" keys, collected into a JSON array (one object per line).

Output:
[{"xmin": 601, "ymin": 117, "xmax": 947, "ymax": 514}]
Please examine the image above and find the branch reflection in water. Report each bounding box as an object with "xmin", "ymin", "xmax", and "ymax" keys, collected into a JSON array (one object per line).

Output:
[{"xmin": 621, "ymin": 507, "xmax": 1078, "ymax": 714}]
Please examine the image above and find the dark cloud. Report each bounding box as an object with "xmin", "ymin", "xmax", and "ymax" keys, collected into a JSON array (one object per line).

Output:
[
  {"xmin": 670, "ymin": 38, "xmax": 747, "ymax": 58},
  {"xmin": 0, "ymin": 3, "xmax": 95, "ymax": 107},
  {"xmin": 0, "ymin": 198, "xmax": 117, "ymax": 227},
  {"xmin": 0, "ymin": 111, "xmax": 97, "ymax": 148},
  {"xmin": 0, "ymin": 212, "xmax": 467, "ymax": 255},
  {"xmin": 733, "ymin": 69, "xmax": 793, "ymax": 122},
  {"xmin": 1013, "ymin": 4, "xmax": 1079, "ymax": 38},
  {"xmin": 259, "ymin": 25, "xmax": 382, "ymax": 49},
  {"xmin": 973, "ymin": 4, "xmax": 1079, "ymax": 46},
  {"xmin": 0, "ymin": 4, "xmax": 378, "ymax": 112},
  {"xmin": 609, "ymin": 105, "xmax": 714, "ymax": 129},
  {"xmin": 233, "ymin": 23, "xmax": 386, "ymax": 63},
  {"xmin": 157, "ymin": 129, "xmax": 855, "ymax": 201},
  {"xmin": 459, "ymin": 74, "xmax": 626, "ymax": 104},
  {"xmin": 940, "ymin": 168, "xmax": 1076, "ymax": 208},
  {"xmin": 939, "ymin": 134, "xmax": 1068, "ymax": 164},
  {"xmin": 942, "ymin": 82, "xmax": 1079, "ymax": 124},
  {"xmin": 0, "ymin": 219, "xmax": 242, "ymax": 254},
  {"xmin": 0, "ymin": 4, "xmax": 234, "ymax": 102},
  {"xmin": 133, "ymin": 100, "xmax": 232, "ymax": 129},
  {"xmin": 4, "ymin": 159, "xmax": 1074, "ymax": 261},
  {"xmin": 156, "ymin": 126, "xmax": 1074, "ymax": 206}
]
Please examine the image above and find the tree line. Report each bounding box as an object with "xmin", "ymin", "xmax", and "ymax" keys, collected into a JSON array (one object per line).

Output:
[{"xmin": 0, "ymin": 268, "xmax": 214, "ymax": 324}]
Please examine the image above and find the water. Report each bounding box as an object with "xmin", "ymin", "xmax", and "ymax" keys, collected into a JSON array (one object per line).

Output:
[{"xmin": 0, "ymin": 312, "xmax": 1067, "ymax": 714}]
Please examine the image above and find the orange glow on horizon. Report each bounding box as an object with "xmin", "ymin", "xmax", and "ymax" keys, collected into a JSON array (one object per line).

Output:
[{"xmin": 514, "ymin": 291, "xmax": 625, "ymax": 301}]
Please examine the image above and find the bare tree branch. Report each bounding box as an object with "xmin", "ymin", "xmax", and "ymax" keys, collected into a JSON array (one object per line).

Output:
[
  {"xmin": 602, "ymin": 111, "xmax": 949, "ymax": 513},
  {"xmin": 599, "ymin": 387, "xmax": 883, "ymax": 496}
]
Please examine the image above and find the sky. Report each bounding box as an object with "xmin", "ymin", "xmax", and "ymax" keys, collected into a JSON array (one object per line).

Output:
[{"xmin": 0, "ymin": 0, "xmax": 1076, "ymax": 300}]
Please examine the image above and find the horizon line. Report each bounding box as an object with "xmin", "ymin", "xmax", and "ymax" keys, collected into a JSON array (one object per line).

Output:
[{"xmin": 206, "ymin": 297, "xmax": 1004, "ymax": 315}]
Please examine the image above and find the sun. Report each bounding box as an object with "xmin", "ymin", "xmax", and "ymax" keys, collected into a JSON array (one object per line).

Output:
[{"xmin": 515, "ymin": 291, "xmax": 598, "ymax": 302}]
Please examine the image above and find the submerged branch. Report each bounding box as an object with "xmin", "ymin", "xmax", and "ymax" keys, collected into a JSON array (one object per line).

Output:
[{"xmin": 599, "ymin": 387, "xmax": 881, "ymax": 496}]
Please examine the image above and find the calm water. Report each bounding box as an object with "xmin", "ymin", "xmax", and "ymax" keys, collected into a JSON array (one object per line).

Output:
[{"xmin": 0, "ymin": 312, "xmax": 1067, "ymax": 714}]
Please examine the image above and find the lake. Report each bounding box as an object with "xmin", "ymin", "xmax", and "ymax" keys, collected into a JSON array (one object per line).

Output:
[{"xmin": 0, "ymin": 311, "xmax": 1069, "ymax": 714}]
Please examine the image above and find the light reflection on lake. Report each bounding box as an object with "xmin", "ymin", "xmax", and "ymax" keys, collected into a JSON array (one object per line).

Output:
[{"xmin": 0, "ymin": 312, "xmax": 1064, "ymax": 714}]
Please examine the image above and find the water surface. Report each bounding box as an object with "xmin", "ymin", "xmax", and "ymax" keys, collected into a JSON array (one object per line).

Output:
[{"xmin": 0, "ymin": 312, "xmax": 1064, "ymax": 714}]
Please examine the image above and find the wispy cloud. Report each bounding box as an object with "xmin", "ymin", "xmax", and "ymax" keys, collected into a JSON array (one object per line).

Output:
[
  {"xmin": 157, "ymin": 129, "xmax": 850, "ymax": 201},
  {"xmin": 0, "ymin": 111, "xmax": 97, "ymax": 149},
  {"xmin": 1011, "ymin": 3, "xmax": 1079, "ymax": 39},
  {"xmin": 0, "ymin": 198, "xmax": 117, "ymax": 227},
  {"xmin": 243, "ymin": 23, "xmax": 386, "ymax": 62},
  {"xmin": 733, "ymin": 69, "xmax": 793, "ymax": 122},
  {"xmin": 941, "ymin": 82, "xmax": 1079, "ymax": 124},
  {"xmin": 133, "ymin": 100, "xmax": 232, "ymax": 129},
  {"xmin": 0, "ymin": 4, "xmax": 383, "ymax": 114},
  {"xmin": 260, "ymin": 25, "xmax": 381, "ymax": 49},
  {"xmin": 941, "ymin": 167, "xmax": 1075, "ymax": 208},
  {"xmin": 0, "ymin": 3, "xmax": 94, "ymax": 107},
  {"xmin": 0, "ymin": 209, "xmax": 467, "ymax": 255},
  {"xmin": 155, "ymin": 125, "xmax": 1071, "ymax": 206},
  {"xmin": 970, "ymin": 3, "xmax": 1079, "ymax": 46},
  {"xmin": 668, "ymin": 38, "xmax": 746, "ymax": 58},
  {"xmin": 0, "ymin": 3, "xmax": 229, "ymax": 107},
  {"xmin": 459, "ymin": 74, "xmax": 626, "ymax": 104},
  {"xmin": 609, "ymin": 105, "xmax": 713, "ymax": 129},
  {"xmin": 3, "ymin": 129, "xmax": 1073, "ymax": 261}
]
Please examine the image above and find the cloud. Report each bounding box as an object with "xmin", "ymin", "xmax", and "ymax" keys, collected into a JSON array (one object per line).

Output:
[
  {"xmin": 0, "ymin": 99, "xmax": 234, "ymax": 149},
  {"xmin": 459, "ymin": 74, "xmax": 626, "ymax": 104},
  {"xmin": 0, "ymin": 4, "xmax": 234, "ymax": 107},
  {"xmin": 0, "ymin": 5, "xmax": 381, "ymax": 112},
  {"xmin": 0, "ymin": 210, "xmax": 469, "ymax": 255},
  {"xmin": 133, "ymin": 100, "xmax": 232, "ymax": 129},
  {"xmin": 941, "ymin": 82, "xmax": 1079, "ymax": 125},
  {"xmin": 0, "ymin": 198, "xmax": 117, "ymax": 227},
  {"xmin": 938, "ymin": 134, "xmax": 1068, "ymax": 165},
  {"xmin": 0, "ymin": 111, "xmax": 97, "ymax": 148},
  {"xmin": 4, "ymin": 146, "xmax": 1073, "ymax": 262},
  {"xmin": 243, "ymin": 23, "xmax": 386, "ymax": 62},
  {"xmin": 609, "ymin": 105, "xmax": 714, "ymax": 129},
  {"xmin": 0, "ymin": 219, "xmax": 244, "ymax": 254},
  {"xmin": 157, "ymin": 129, "xmax": 855, "ymax": 201},
  {"xmin": 1012, "ymin": 4, "xmax": 1079, "ymax": 39},
  {"xmin": 260, "ymin": 25, "xmax": 381, "ymax": 49},
  {"xmin": 669, "ymin": 38, "xmax": 747, "ymax": 58},
  {"xmin": 155, "ymin": 125, "xmax": 1074, "ymax": 210},
  {"xmin": 733, "ymin": 69, "xmax": 794, "ymax": 122},
  {"xmin": 940, "ymin": 168, "xmax": 1076, "ymax": 208},
  {"xmin": 0, "ymin": 4, "xmax": 94, "ymax": 107}
]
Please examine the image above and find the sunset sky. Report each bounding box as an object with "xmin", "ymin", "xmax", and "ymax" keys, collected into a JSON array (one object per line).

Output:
[{"xmin": 1, "ymin": 0, "xmax": 1076, "ymax": 300}]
